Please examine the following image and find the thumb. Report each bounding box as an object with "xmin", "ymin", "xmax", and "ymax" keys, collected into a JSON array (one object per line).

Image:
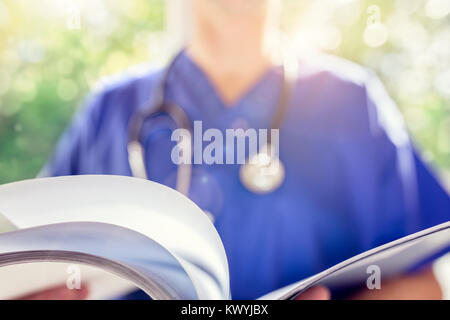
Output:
[
  {"xmin": 294, "ymin": 286, "xmax": 330, "ymax": 300},
  {"xmin": 18, "ymin": 284, "xmax": 89, "ymax": 300}
]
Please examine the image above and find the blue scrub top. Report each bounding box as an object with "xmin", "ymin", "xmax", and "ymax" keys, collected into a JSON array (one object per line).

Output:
[{"xmin": 41, "ymin": 51, "xmax": 450, "ymax": 299}]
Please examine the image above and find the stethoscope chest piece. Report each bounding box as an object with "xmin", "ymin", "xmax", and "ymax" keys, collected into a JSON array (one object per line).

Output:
[{"xmin": 239, "ymin": 145, "xmax": 285, "ymax": 194}]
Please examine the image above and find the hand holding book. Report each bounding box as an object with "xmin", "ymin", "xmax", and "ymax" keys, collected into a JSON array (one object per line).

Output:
[{"xmin": 0, "ymin": 176, "xmax": 448, "ymax": 300}]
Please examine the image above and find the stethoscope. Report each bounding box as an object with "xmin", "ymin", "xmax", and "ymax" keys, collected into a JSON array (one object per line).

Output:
[{"xmin": 127, "ymin": 50, "xmax": 294, "ymax": 197}]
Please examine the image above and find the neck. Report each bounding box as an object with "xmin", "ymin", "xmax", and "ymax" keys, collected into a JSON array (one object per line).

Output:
[{"xmin": 186, "ymin": 11, "xmax": 274, "ymax": 106}]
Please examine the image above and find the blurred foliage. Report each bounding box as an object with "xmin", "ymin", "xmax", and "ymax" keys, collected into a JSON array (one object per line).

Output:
[
  {"xmin": 0, "ymin": 0, "xmax": 449, "ymax": 187},
  {"xmin": 0, "ymin": 0, "xmax": 165, "ymax": 182}
]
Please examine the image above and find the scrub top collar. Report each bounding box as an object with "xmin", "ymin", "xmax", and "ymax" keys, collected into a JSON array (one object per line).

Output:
[{"xmin": 166, "ymin": 50, "xmax": 285, "ymax": 131}]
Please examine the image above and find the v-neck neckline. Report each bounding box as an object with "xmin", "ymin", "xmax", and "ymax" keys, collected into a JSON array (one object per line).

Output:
[{"xmin": 173, "ymin": 50, "xmax": 282, "ymax": 112}]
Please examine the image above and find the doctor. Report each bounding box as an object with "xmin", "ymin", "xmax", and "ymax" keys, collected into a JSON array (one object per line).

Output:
[{"xmin": 40, "ymin": 0, "xmax": 449, "ymax": 299}]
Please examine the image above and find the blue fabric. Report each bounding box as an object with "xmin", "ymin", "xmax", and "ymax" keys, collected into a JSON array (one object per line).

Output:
[{"xmin": 41, "ymin": 52, "xmax": 450, "ymax": 299}]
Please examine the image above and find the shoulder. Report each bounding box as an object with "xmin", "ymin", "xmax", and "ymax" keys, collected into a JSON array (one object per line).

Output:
[
  {"xmin": 292, "ymin": 52, "xmax": 405, "ymax": 141},
  {"xmin": 90, "ymin": 63, "xmax": 163, "ymax": 112},
  {"xmin": 74, "ymin": 64, "xmax": 164, "ymax": 130},
  {"xmin": 294, "ymin": 52, "xmax": 372, "ymax": 112},
  {"xmin": 297, "ymin": 52, "xmax": 370, "ymax": 86},
  {"xmin": 63, "ymin": 64, "xmax": 165, "ymax": 150}
]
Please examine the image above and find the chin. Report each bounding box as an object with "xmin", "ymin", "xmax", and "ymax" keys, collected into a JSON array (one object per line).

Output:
[{"xmin": 212, "ymin": 0, "xmax": 268, "ymax": 15}]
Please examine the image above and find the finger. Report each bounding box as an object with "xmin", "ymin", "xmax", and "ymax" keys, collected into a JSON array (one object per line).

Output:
[
  {"xmin": 294, "ymin": 285, "xmax": 331, "ymax": 300},
  {"xmin": 17, "ymin": 284, "xmax": 89, "ymax": 300}
]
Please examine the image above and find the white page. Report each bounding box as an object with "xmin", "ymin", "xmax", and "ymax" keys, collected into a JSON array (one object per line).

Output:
[
  {"xmin": 0, "ymin": 175, "xmax": 230, "ymax": 299},
  {"xmin": 0, "ymin": 222, "xmax": 199, "ymax": 299},
  {"xmin": 0, "ymin": 262, "xmax": 137, "ymax": 300},
  {"xmin": 260, "ymin": 221, "xmax": 450, "ymax": 299}
]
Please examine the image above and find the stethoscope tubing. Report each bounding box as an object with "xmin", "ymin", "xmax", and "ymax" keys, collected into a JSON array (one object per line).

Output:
[{"xmin": 127, "ymin": 49, "xmax": 294, "ymax": 196}]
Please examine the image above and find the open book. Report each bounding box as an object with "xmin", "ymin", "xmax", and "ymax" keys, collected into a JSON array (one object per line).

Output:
[{"xmin": 0, "ymin": 175, "xmax": 448, "ymax": 300}]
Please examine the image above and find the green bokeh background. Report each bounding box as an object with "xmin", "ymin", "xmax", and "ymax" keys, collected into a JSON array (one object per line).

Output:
[{"xmin": 0, "ymin": 0, "xmax": 449, "ymax": 188}]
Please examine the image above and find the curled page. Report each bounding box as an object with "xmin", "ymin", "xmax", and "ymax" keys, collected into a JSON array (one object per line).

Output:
[
  {"xmin": 260, "ymin": 221, "xmax": 450, "ymax": 300},
  {"xmin": 0, "ymin": 222, "xmax": 197, "ymax": 299},
  {"xmin": 0, "ymin": 175, "xmax": 230, "ymax": 300}
]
